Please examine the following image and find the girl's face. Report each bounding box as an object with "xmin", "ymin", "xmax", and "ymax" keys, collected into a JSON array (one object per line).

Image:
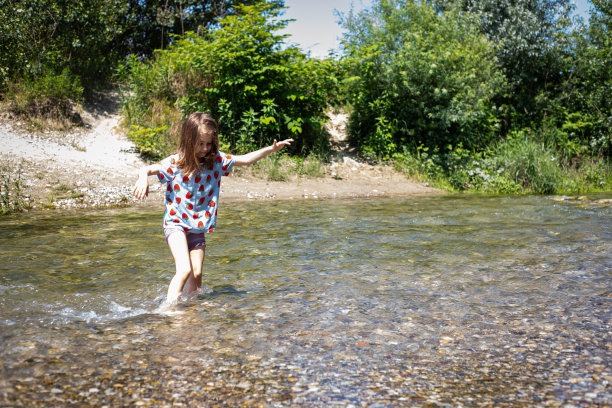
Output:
[{"xmin": 197, "ymin": 133, "xmax": 214, "ymax": 159}]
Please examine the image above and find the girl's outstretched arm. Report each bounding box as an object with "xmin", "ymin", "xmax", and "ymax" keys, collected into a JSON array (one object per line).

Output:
[
  {"xmin": 234, "ymin": 139, "xmax": 294, "ymax": 166},
  {"xmin": 133, "ymin": 163, "xmax": 162, "ymax": 199}
]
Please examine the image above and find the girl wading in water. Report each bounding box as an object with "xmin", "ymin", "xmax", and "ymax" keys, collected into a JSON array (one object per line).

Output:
[{"xmin": 133, "ymin": 112, "xmax": 293, "ymax": 303}]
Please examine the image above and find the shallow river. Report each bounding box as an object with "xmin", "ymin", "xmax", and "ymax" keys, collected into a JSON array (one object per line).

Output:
[{"xmin": 1, "ymin": 194, "xmax": 610, "ymax": 407}]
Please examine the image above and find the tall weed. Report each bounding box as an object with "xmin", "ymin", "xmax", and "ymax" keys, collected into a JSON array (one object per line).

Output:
[
  {"xmin": 494, "ymin": 132, "xmax": 562, "ymax": 194},
  {"xmin": 250, "ymin": 154, "xmax": 326, "ymax": 181},
  {"xmin": 1, "ymin": 164, "xmax": 30, "ymax": 215}
]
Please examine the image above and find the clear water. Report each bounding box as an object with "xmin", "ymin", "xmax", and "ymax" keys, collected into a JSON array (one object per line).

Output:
[{"xmin": 1, "ymin": 195, "xmax": 610, "ymax": 406}]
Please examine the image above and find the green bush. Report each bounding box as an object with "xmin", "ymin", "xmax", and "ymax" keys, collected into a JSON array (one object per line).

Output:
[
  {"xmin": 493, "ymin": 131, "xmax": 562, "ymax": 194},
  {"xmin": 341, "ymin": 0, "xmax": 505, "ymax": 158},
  {"xmin": 120, "ymin": 2, "xmax": 341, "ymax": 158},
  {"xmin": 6, "ymin": 68, "xmax": 83, "ymax": 128},
  {"xmin": 127, "ymin": 125, "xmax": 171, "ymax": 161}
]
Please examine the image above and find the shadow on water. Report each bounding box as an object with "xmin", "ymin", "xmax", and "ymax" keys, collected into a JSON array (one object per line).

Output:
[
  {"xmin": 0, "ymin": 194, "xmax": 611, "ymax": 406},
  {"xmin": 205, "ymin": 284, "xmax": 248, "ymax": 298}
]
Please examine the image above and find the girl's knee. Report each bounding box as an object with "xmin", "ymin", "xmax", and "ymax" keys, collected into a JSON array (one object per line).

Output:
[{"xmin": 174, "ymin": 266, "xmax": 192, "ymax": 280}]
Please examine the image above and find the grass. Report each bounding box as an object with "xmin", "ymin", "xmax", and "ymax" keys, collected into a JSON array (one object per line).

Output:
[
  {"xmin": 247, "ymin": 154, "xmax": 326, "ymax": 181},
  {"xmin": 393, "ymin": 137, "xmax": 612, "ymax": 196},
  {"xmin": 51, "ymin": 184, "xmax": 85, "ymax": 200}
]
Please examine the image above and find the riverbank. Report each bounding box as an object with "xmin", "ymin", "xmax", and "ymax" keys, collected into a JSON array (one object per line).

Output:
[{"xmin": 0, "ymin": 96, "xmax": 441, "ymax": 212}]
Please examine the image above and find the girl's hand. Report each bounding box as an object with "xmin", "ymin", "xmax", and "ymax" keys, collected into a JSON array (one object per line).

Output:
[
  {"xmin": 234, "ymin": 139, "xmax": 295, "ymax": 166},
  {"xmin": 271, "ymin": 138, "xmax": 294, "ymax": 152},
  {"xmin": 132, "ymin": 175, "xmax": 150, "ymax": 200},
  {"xmin": 132, "ymin": 163, "xmax": 161, "ymax": 199}
]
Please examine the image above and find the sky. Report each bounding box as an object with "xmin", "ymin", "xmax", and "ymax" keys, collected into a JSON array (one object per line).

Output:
[{"xmin": 279, "ymin": 0, "xmax": 593, "ymax": 59}]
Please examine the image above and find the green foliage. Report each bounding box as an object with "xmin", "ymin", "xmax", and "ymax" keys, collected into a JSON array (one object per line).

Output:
[
  {"xmin": 6, "ymin": 68, "xmax": 84, "ymax": 129},
  {"xmin": 432, "ymin": 0, "xmax": 576, "ymax": 131},
  {"xmin": 1, "ymin": 163, "xmax": 30, "ymax": 215},
  {"xmin": 341, "ymin": 0, "xmax": 505, "ymax": 159},
  {"xmin": 114, "ymin": 0, "xmax": 284, "ymax": 59},
  {"xmin": 121, "ymin": 1, "xmax": 340, "ymax": 157},
  {"xmin": 394, "ymin": 129, "xmax": 611, "ymax": 195},
  {"xmin": 557, "ymin": 0, "xmax": 611, "ymax": 158},
  {"xmin": 0, "ymin": 0, "xmax": 128, "ymax": 88},
  {"xmin": 493, "ymin": 131, "xmax": 562, "ymax": 194},
  {"xmin": 121, "ymin": 97, "xmax": 184, "ymax": 160},
  {"xmin": 362, "ymin": 116, "xmax": 397, "ymax": 161},
  {"xmin": 250, "ymin": 154, "xmax": 325, "ymax": 181},
  {"xmin": 127, "ymin": 125, "xmax": 171, "ymax": 161},
  {"xmin": 0, "ymin": 0, "xmax": 267, "ymax": 101}
]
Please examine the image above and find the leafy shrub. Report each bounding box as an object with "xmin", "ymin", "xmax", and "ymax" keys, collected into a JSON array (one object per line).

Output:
[
  {"xmin": 6, "ymin": 68, "xmax": 83, "ymax": 129},
  {"xmin": 121, "ymin": 2, "xmax": 341, "ymax": 158},
  {"xmin": 341, "ymin": 0, "xmax": 505, "ymax": 158},
  {"xmin": 493, "ymin": 131, "xmax": 562, "ymax": 194},
  {"xmin": 127, "ymin": 125, "xmax": 170, "ymax": 161}
]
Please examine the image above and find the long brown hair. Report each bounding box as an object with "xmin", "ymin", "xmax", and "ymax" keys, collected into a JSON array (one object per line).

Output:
[{"xmin": 177, "ymin": 112, "xmax": 219, "ymax": 177}]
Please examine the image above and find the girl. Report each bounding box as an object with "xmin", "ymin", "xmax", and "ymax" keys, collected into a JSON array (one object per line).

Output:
[{"xmin": 132, "ymin": 112, "xmax": 293, "ymax": 303}]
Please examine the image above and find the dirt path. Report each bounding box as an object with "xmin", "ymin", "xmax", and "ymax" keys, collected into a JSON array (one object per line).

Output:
[{"xmin": 1, "ymin": 95, "xmax": 441, "ymax": 210}]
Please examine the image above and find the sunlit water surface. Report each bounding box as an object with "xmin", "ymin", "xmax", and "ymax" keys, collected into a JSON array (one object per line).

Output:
[{"xmin": 1, "ymin": 195, "xmax": 610, "ymax": 406}]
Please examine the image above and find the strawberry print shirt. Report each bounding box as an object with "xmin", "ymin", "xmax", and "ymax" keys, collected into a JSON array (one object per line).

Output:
[{"xmin": 157, "ymin": 152, "xmax": 235, "ymax": 233}]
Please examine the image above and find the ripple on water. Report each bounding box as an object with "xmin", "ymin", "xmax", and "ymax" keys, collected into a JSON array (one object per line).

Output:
[{"xmin": 0, "ymin": 195, "xmax": 611, "ymax": 406}]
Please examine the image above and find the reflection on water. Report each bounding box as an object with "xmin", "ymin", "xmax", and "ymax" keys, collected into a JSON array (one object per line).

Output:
[{"xmin": 1, "ymin": 195, "xmax": 610, "ymax": 406}]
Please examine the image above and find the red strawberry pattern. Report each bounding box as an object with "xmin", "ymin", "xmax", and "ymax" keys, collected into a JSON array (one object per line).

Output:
[{"xmin": 157, "ymin": 152, "xmax": 235, "ymax": 233}]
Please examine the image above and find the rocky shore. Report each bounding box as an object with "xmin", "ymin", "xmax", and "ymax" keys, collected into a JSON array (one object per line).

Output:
[{"xmin": 1, "ymin": 100, "xmax": 440, "ymax": 212}]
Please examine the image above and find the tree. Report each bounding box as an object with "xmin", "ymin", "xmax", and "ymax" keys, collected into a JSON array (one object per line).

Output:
[
  {"xmin": 121, "ymin": 1, "xmax": 340, "ymax": 155},
  {"xmin": 560, "ymin": 0, "xmax": 611, "ymax": 157},
  {"xmin": 341, "ymin": 0, "xmax": 505, "ymax": 158},
  {"xmin": 431, "ymin": 0, "xmax": 576, "ymax": 131},
  {"xmin": 0, "ymin": 0, "xmax": 282, "ymax": 90},
  {"xmin": 114, "ymin": 0, "xmax": 284, "ymax": 58},
  {"xmin": 0, "ymin": 0, "xmax": 128, "ymax": 87}
]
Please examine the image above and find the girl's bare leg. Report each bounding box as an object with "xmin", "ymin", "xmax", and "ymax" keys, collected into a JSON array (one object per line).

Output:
[
  {"xmin": 166, "ymin": 231, "xmax": 193, "ymax": 303},
  {"xmin": 183, "ymin": 247, "xmax": 205, "ymax": 296}
]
